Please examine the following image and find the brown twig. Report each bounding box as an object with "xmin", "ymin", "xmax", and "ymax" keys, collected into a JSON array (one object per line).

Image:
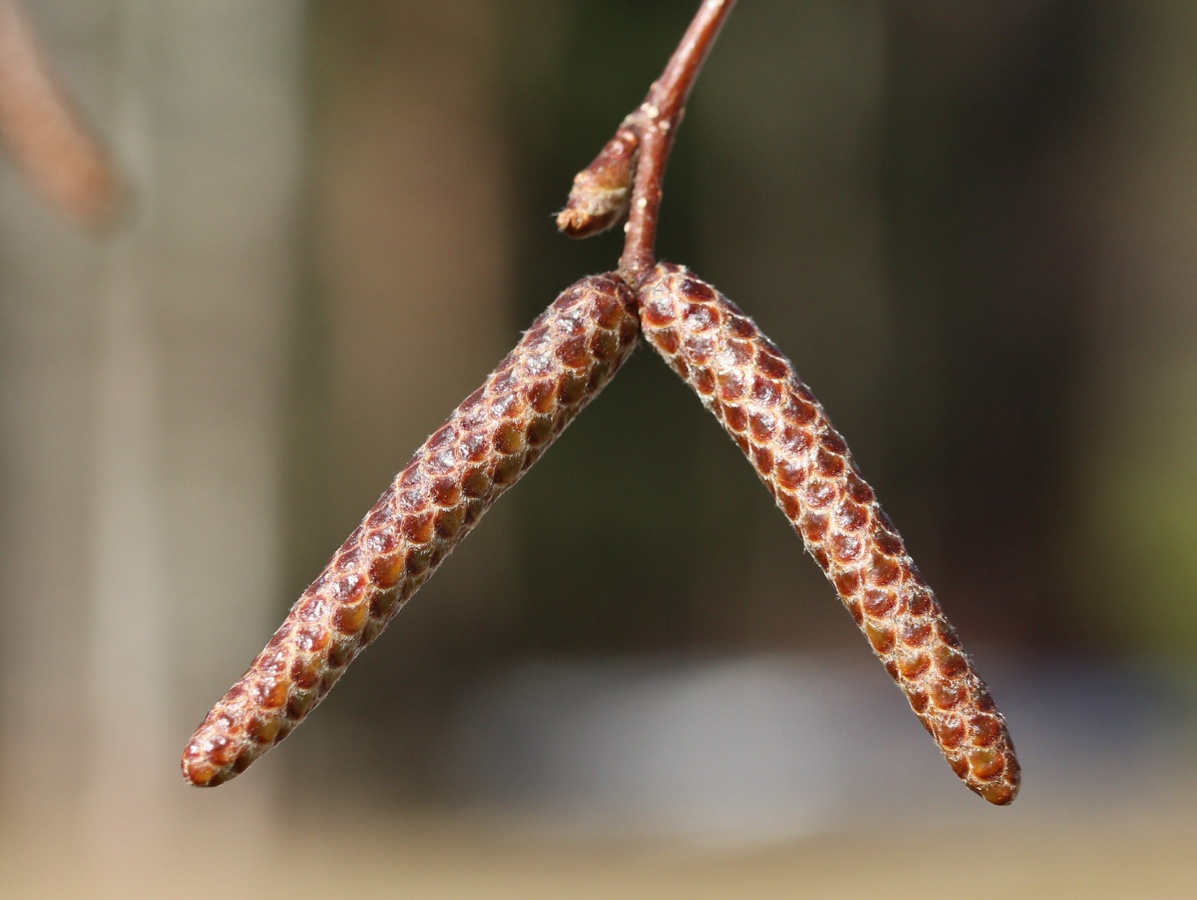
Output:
[
  {"xmin": 0, "ymin": 0, "xmax": 122, "ymax": 227},
  {"xmin": 556, "ymin": 0, "xmax": 736, "ymax": 275},
  {"xmin": 619, "ymin": 0, "xmax": 736, "ymax": 275}
]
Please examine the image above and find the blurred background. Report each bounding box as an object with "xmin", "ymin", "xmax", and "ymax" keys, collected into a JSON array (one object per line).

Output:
[{"xmin": 2, "ymin": 0, "xmax": 1196, "ymax": 896}]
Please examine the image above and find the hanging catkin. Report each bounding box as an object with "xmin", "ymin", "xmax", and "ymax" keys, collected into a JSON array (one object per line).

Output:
[
  {"xmin": 637, "ymin": 262, "xmax": 1019, "ymax": 805},
  {"xmin": 182, "ymin": 273, "xmax": 639, "ymax": 786}
]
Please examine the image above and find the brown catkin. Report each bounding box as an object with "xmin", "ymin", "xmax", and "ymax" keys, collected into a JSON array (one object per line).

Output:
[
  {"xmin": 182, "ymin": 273, "xmax": 640, "ymax": 787},
  {"xmin": 636, "ymin": 262, "xmax": 1019, "ymax": 805}
]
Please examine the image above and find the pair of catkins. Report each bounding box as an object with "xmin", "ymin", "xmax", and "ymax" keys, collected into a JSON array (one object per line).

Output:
[{"xmin": 182, "ymin": 2, "xmax": 1019, "ymax": 806}]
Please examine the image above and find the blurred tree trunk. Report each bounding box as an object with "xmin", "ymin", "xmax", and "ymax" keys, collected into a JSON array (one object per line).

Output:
[
  {"xmin": 0, "ymin": 0, "xmax": 303, "ymax": 861},
  {"xmin": 286, "ymin": 0, "xmax": 517, "ymax": 791}
]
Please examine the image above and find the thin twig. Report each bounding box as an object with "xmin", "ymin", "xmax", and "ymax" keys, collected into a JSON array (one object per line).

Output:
[
  {"xmin": 556, "ymin": 0, "xmax": 735, "ymax": 269},
  {"xmin": 0, "ymin": 0, "xmax": 122, "ymax": 226},
  {"xmin": 619, "ymin": 0, "xmax": 736, "ymax": 275}
]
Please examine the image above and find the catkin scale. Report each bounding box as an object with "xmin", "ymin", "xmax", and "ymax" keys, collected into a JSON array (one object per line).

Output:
[
  {"xmin": 637, "ymin": 262, "xmax": 1020, "ymax": 805},
  {"xmin": 182, "ymin": 273, "xmax": 639, "ymax": 787}
]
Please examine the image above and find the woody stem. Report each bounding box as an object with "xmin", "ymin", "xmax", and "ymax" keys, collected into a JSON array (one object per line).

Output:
[{"xmin": 619, "ymin": 0, "xmax": 737, "ymax": 277}]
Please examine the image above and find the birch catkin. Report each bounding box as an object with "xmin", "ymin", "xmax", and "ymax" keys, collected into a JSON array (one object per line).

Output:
[
  {"xmin": 637, "ymin": 262, "xmax": 1020, "ymax": 805},
  {"xmin": 182, "ymin": 273, "xmax": 639, "ymax": 786}
]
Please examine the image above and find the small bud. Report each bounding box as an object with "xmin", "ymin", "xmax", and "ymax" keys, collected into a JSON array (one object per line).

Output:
[{"xmin": 556, "ymin": 126, "xmax": 639, "ymax": 239}]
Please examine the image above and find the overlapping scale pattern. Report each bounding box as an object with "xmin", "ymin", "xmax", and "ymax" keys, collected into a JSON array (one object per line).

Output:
[
  {"xmin": 637, "ymin": 262, "xmax": 1019, "ymax": 805},
  {"xmin": 182, "ymin": 273, "xmax": 639, "ymax": 786}
]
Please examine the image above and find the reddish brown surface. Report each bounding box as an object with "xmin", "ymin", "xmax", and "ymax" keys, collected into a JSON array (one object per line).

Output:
[
  {"xmin": 182, "ymin": 273, "xmax": 640, "ymax": 786},
  {"xmin": 637, "ymin": 262, "xmax": 1020, "ymax": 805}
]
